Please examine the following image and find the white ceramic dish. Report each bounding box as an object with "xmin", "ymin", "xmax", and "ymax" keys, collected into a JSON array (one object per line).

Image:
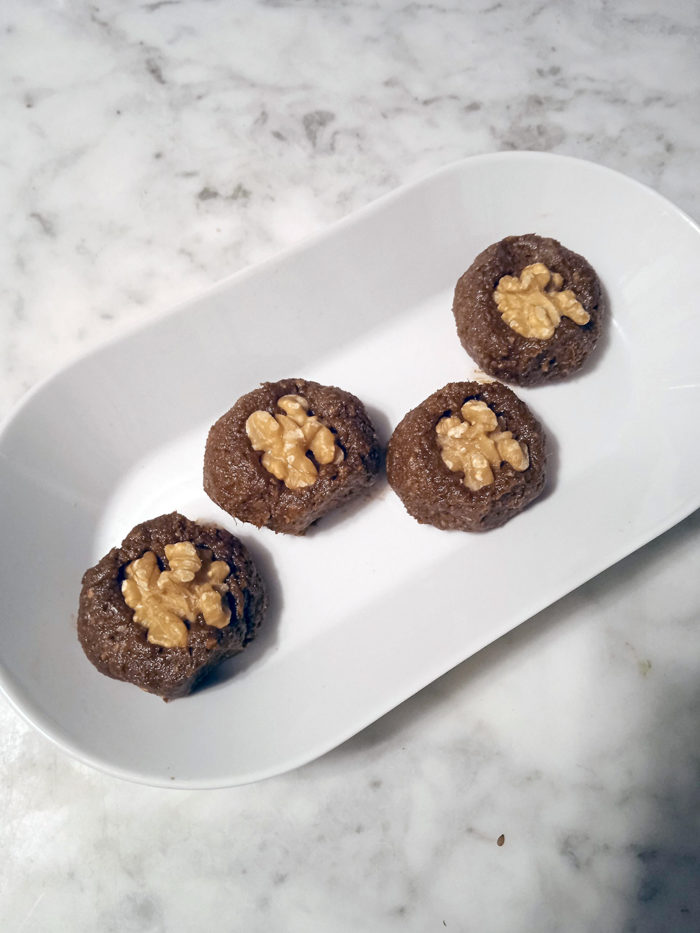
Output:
[{"xmin": 2, "ymin": 152, "xmax": 699, "ymax": 788}]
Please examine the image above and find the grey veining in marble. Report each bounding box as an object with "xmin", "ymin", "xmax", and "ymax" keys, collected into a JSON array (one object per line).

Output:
[{"xmin": 1, "ymin": 1, "xmax": 699, "ymax": 930}]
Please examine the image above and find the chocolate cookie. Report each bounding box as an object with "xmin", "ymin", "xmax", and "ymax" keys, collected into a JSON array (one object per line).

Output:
[
  {"xmin": 78, "ymin": 512, "xmax": 267, "ymax": 699},
  {"xmin": 387, "ymin": 381, "xmax": 546, "ymax": 532},
  {"xmin": 452, "ymin": 234, "xmax": 605, "ymax": 386},
  {"xmin": 204, "ymin": 379, "xmax": 381, "ymax": 535}
]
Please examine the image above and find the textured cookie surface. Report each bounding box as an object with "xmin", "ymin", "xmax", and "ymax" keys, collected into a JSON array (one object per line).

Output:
[
  {"xmin": 387, "ymin": 381, "xmax": 546, "ymax": 532},
  {"xmin": 452, "ymin": 234, "xmax": 605, "ymax": 386},
  {"xmin": 78, "ymin": 512, "xmax": 267, "ymax": 699},
  {"xmin": 204, "ymin": 379, "xmax": 381, "ymax": 535}
]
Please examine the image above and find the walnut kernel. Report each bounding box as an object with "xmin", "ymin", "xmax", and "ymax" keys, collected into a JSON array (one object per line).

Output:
[
  {"xmin": 121, "ymin": 542, "xmax": 231, "ymax": 648},
  {"xmin": 436, "ymin": 400, "xmax": 529, "ymax": 492},
  {"xmin": 494, "ymin": 262, "xmax": 590, "ymax": 339},
  {"xmin": 245, "ymin": 394, "xmax": 343, "ymax": 490}
]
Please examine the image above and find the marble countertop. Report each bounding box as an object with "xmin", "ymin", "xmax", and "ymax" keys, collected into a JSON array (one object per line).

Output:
[{"xmin": 2, "ymin": 1, "xmax": 699, "ymax": 930}]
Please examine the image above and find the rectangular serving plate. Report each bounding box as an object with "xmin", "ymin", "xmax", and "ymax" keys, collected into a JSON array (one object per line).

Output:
[{"xmin": 1, "ymin": 152, "xmax": 700, "ymax": 787}]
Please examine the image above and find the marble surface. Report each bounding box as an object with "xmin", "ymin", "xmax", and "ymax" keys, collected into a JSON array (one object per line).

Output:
[{"xmin": 1, "ymin": 1, "xmax": 699, "ymax": 930}]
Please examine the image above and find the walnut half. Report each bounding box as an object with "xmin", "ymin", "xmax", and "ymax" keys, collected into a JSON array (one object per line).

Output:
[
  {"xmin": 494, "ymin": 262, "xmax": 590, "ymax": 340},
  {"xmin": 245, "ymin": 394, "xmax": 343, "ymax": 490},
  {"xmin": 121, "ymin": 542, "xmax": 231, "ymax": 648},
  {"xmin": 436, "ymin": 400, "xmax": 529, "ymax": 491}
]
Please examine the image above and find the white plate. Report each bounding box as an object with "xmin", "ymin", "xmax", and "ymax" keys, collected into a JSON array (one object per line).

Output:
[{"xmin": 2, "ymin": 152, "xmax": 699, "ymax": 788}]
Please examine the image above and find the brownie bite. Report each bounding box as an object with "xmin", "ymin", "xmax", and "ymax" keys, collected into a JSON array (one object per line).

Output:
[
  {"xmin": 387, "ymin": 381, "xmax": 546, "ymax": 532},
  {"xmin": 77, "ymin": 512, "xmax": 267, "ymax": 699},
  {"xmin": 452, "ymin": 234, "xmax": 606, "ymax": 386},
  {"xmin": 204, "ymin": 379, "xmax": 381, "ymax": 535}
]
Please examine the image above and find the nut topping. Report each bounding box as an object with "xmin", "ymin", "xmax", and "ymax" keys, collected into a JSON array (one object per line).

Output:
[
  {"xmin": 494, "ymin": 262, "xmax": 590, "ymax": 339},
  {"xmin": 245, "ymin": 394, "xmax": 343, "ymax": 490},
  {"xmin": 121, "ymin": 542, "xmax": 231, "ymax": 648},
  {"xmin": 436, "ymin": 400, "xmax": 529, "ymax": 491}
]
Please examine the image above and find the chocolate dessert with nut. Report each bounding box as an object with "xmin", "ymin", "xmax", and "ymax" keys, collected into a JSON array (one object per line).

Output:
[
  {"xmin": 204, "ymin": 378, "xmax": 381, "ymax": 535},
  {"xmin": 78, "ymin": 512, "xmax": 267, "ymax": 699},
  {"xmin": 452, "ymin": 234, "xmax": 606, "ymax": 386},
  {"xmin": 387, "ymin": 381, "xmax": 546, "ymax": 531}
]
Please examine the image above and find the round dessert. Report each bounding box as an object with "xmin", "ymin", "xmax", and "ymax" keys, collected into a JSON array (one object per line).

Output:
[
  {"xmin": 78, "ymin": 512, "xmax": 267, "ymax": 699},
  {"xmin": 204, "ymin": 378, "xmax": 382, "ymax": 535},
  {"xmin": 387, "ymin": 381, "xmax": 546, "ymax": 532},
  {"xmin": 452, "ymin": 234, "xmax": 606, "ymax": 386}
]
